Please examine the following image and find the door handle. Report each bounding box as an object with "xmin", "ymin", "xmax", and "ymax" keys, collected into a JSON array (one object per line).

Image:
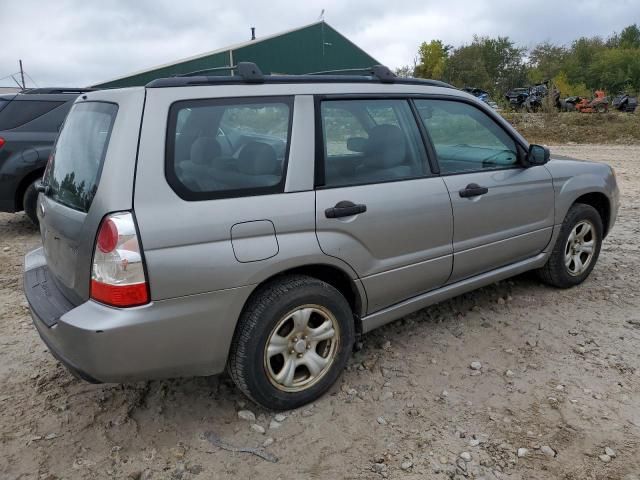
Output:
[
  {"xmin": 325, "ymin": 200, "xmax": 367, "ymax": 218},
  {"xmin": 459, "ymin": 183, "xmax": 489, "ymax": 198}
]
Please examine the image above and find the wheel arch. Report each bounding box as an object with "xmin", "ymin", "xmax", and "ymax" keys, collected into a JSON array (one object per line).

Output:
[
  {"xmin": 243, "ymin": 263, "xmax": 366, "ymax": 336},
  {"xmin": 15, "ymin": 167, "xmax": 45, "ymax": 212},
  {"xmin": 572, "ymin": 192, "xmax": 611, "ymax": 238}
]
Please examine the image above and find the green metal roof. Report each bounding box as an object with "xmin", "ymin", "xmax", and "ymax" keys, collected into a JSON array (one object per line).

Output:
[{"xmin": 94, "ymin": 21, "xmax": 379, "ymax": 88}]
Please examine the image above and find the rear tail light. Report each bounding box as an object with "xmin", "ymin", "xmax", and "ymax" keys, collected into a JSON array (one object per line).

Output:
[
  {"xmin": 0, "ymin": 137, "xmax": 5, "ymax": 149},
  {"xmin": 91, "ymin": 212, "xmax": 149, "ymax": 308}
]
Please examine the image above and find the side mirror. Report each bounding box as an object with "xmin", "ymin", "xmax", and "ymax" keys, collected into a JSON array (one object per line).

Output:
[
  {"xmin": 526, "ymin": 144, "xmax": 550, "ymax": 166},
  {"xmin": 346, "ymin": 137, "xmax": 367, "ymax": 153}
]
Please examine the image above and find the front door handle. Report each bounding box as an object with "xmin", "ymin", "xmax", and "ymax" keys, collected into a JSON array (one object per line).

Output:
[
  {"xmin": 325, "ymin": 200, "xmax": 367, "ymax": 218},
  {"xmin": 459, "ymin": 183, "xmax": 489, "ymax": 198}
]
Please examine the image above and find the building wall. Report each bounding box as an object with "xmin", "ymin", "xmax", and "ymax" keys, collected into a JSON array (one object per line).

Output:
[
  {"xmin": 93, "ymin": 22, "xmax": 378, "ymax": 88},
  {"xmin": 234, "ymin": 23, "xmax": 377, "ymax": 74}
]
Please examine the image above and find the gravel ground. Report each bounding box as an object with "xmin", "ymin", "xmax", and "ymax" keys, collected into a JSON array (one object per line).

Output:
[{"xmin": 1, "ymin": 145, "xmax": 639, "ymax": 480}]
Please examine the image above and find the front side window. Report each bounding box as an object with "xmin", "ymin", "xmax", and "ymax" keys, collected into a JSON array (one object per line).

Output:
[
  {"xmin": 167, "ymin": 97, "xmax": 292, "ymax": 200},
  {"xmin": 415, "ymin": 99, "xmax": 519, "ymax": 174},
  {"xmin": 320, "ymin": 99, "xmax": 428, "ymax": 187}
]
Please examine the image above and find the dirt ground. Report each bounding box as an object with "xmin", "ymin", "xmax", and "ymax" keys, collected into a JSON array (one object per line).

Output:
[{"xmin": 1, "ymin": 145, "xmax": 639, "ymax": 480}]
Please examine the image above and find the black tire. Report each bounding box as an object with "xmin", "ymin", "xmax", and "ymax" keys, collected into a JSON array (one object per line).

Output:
[
  {"xmin": 538, "ymin": 203, "xmax": 603, "ymax": 288},
  {"xmin": 22, "ymin": 180, "xmax": 40, "ymax": 226},
  {"xmin": 228, "ymin": 275, "xmax": 355, "ymax": 410}
]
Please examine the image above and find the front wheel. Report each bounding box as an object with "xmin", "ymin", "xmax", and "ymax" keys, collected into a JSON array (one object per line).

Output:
[
  {"xmin": 538, "ymin": 203, "xmax": 603, "ymax": 288},
  {"xmin": 228, "ymin": 275, "xmax": 355, "ymax": 410}
]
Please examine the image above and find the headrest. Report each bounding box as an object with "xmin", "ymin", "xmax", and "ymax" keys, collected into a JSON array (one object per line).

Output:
[
  {"xmin": 364, "ymin": 124, "xmax": 407, "ymax": 169},
  {"xmin": 190, "ymin": 137, "xmax": 221, "ymax": 165},
  {"xmin": 237, "ymin": 141, "xmax": 278, "ymax": 175}
]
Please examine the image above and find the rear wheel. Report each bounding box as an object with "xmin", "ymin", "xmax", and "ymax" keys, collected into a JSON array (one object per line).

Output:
[
  {"xmin": 22, "ymin": 179, "xmax": 40, "ymax": 226},
  {"xmin": 228, "ymin": 275, "xmax": 355, "ymax": 410},
  {"xmin": 538, "ymin": 203, "xmax": 603, "ymax": 288}
]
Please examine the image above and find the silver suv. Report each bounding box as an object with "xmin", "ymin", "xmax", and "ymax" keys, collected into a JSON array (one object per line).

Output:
[{"xmin": 24, "ymin": 64, "xmax": 619, "ymax": 410}]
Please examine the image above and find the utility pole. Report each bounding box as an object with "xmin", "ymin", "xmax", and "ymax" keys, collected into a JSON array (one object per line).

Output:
[{"xmin": 19, "ymin": 60, "xmax": 26, "ymax": 89}]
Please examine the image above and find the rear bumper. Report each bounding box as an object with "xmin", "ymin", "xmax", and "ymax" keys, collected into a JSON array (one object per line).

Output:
[{"xmin": 24, "ymin": 248, "xmax": 253, "ymax": 382}]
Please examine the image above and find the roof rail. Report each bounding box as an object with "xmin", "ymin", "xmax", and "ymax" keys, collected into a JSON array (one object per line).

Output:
[
  {"xmin": 21, "ymin": 88, "xmax": 97, "ymax": 94},
  {"xmin": 146, "ymin": 65, "xmax": 456, "ymax": 89},
  {"xmin": 178, "ymin": 62, "xmax": 264, "ymax": 83},
  {"xmin": 306, "ymin": 65, "xmax": 396, "ymax": 83}
]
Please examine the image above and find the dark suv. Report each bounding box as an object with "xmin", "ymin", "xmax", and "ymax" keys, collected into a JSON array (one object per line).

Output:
[{"xmin": 0, "ymin": 88, "xmax": 93, "ymax": 224}]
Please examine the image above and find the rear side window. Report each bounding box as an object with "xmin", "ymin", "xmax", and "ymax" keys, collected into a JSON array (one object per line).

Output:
[
  {"xmin": 0, "ymin": 98, "xmax": 9, "ymax": 113},
  {"xmin": 166, "ymin": 97, "xmax": 292, "ymax": 201},
  {"xmin": 45, "ymin": 102, "xmax": 117, "ymax": 212},
  {"xmin": 0, "ymin": 100, "xmax": 64, "ymax": 130},
  {"xmin": 319, "ymin": 99, "xmax": 429, "ymax": 187}
]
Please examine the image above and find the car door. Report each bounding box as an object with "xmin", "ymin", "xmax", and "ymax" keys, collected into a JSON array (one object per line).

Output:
[
  {"xmin": 414, "ymin": 98, "xmax": 554, "ymax": 282},
  {"xmin": 314, "ymin": 98, "xmax": 453, "ymax": 314}
]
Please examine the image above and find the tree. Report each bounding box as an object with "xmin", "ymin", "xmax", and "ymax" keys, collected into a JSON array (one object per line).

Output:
[
  {"xmin": 394, "ymin": 64, "xmax": 416, "ymax": 78},
  {"xmin": 619, "ymin": 24, "xmax": 640, "ymax": 49},
  {"xmin": 608, "ymin": 24, "xmax": 640, "ymax": 49},
  {"xmin": 589, "ymin": 48, "xmax": 640, "ymax": 93},
  {"xmin": 528, "ymin": 42, "xmax": 567, "ymax": 84},
  {"xmin": 414, "ymin": 40, "xmax": 450, "ymax": 80},
  {"xmin": 444, "ymin": 36, "xmax": 526, "ymax": 95}
]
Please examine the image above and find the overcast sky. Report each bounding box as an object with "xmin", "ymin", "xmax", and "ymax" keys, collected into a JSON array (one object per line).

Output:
[{"xmin": 1, "ymin": 0, "xmax": 638, "ymax": 87}]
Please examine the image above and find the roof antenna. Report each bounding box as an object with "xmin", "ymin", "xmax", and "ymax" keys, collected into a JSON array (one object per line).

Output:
[
  {"xmin": 318, "ymin": 9, "xmax": 325, "ymax": 21},
  {"xmin": 251, "ymin": 27, "xmax": 256, "ymax": 40},
  {"xmin": 19, "ymin": 59, "xmax": 26, "ymax": 90}
]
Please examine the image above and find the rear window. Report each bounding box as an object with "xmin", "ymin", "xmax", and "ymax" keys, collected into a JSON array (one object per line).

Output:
[
  {"xmin": 0, "ymin": 100, "xmax": 64, "ymax": 130},
  {"xmin": 45, "ymin": 102, "xmax": 117, "ymax": 212},
  {"xmin": 166, "ymin": 96, "xmax": 292, "ymax": 201}
]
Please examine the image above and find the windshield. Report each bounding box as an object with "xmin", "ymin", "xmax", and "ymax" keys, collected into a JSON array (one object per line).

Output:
[{"xmin": 45, "ymin": 101, "xmax": 117, "ymax": 212}]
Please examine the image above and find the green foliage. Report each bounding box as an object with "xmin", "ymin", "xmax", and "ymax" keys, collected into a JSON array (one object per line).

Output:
[
  {"xmin": 415, "ymin": 40, "xmax": 450, "ymax": 79},
  {"xmin": 415, "ymin": 35, "xmax": 527, "ymax": 96},
  {"xmin": 528, "ymin": 42, "xmax": 567, "ymax": 84},
  {"xmin": 552, "ymin": 72, "xmax": 590, "ymax": 97},
  {"xmin": 411, "ymin": 23, "xmax": 640, "ymax": 97}
]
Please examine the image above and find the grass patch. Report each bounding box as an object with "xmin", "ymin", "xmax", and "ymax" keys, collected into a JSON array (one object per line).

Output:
[{"xmin": 501, "ymin": 111, "xmax": 640, "ymax": 145}]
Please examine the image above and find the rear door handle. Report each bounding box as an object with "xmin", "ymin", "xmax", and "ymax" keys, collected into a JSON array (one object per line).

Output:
[
  {"xmin": 325, "ymin": 200, "xmax": 367, "ymax": 218},
  {"xmin": 459, "ymin": 183, "xmax": 489, "ymax": 198}
]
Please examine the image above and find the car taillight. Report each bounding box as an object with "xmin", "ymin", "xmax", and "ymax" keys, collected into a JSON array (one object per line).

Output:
[
  {"xmin": 0, "ymin": 137, "xmax": 5, "ymax": 149},
  {"xmin": 91, "ymin": 212, "xmax": 149, "ymax": 308}
]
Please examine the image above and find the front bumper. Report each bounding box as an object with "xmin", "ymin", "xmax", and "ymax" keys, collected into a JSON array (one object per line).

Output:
[{"xmin": 24, "ymin": 248, "xmax": 253, "ymax": 383}]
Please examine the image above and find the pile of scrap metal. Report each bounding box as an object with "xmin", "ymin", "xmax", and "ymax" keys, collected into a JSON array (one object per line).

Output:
[
  {"xmin": 611, "ymin": 93, "xmax": 638, "ymax": 113},
  {"xmin": 462, "ymin": 87, "xmax": 501, "ymax": 110},
  {"xmin": 505, "ymin": 83, "xmax": 548, "ymax": 112},
  {"xmin": 554, "ymin": 90, "xmax": 637, "ymax": 113},
  {"xmin": 557, "ymin": 90, "xmax": 608, "ymax": 113}
]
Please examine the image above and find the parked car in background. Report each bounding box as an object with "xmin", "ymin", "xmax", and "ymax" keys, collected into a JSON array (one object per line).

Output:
[
  {"xmin": 0, "ymin": 88, "xmax": 93, "ymax": 224},
  {"xmin": 462, "ymin": 87, "xmax": 501, "ymax": 111},
  {"xmin": 24, "ymin": 64, "xmax": 618, "ymax": 410},
  {"xmin": 505, "ymin": 87, "xmax": 529, "ymax": 110}
]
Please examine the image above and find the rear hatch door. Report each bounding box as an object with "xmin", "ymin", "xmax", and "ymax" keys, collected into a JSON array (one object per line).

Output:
[{"xmin": 39, "ymin": 89, "xmax": 145, "ymax": 304}]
